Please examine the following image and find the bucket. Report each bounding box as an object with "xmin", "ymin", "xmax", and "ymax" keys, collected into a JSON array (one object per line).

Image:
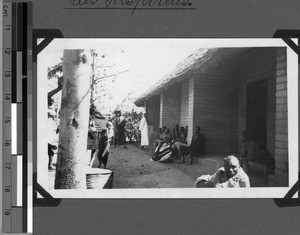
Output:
[{"xmin": 86, "ymin": 168, "xmax": 113, "ymax": 189}]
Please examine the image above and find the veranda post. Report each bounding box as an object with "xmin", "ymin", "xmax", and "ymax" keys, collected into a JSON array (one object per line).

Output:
[{"xmin": 55, "ymin": 49, "xmax": 91, "ymax": 189}]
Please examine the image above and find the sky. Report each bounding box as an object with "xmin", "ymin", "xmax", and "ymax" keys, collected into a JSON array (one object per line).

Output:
[
  {"xmin": 39, "ymin": 38, "xmax": 292, "ymax": 114},
  {"xmin": 39, "ymin": 38, "xmax": 205, "ymax": 113}
]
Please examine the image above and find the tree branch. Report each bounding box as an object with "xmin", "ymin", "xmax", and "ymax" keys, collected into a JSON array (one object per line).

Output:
[
  {"xmin": 94, "ymin": 69, "xmax": 129, "ymax": 83},
  {"xmin": 48, "ymin": 76, "xmax": 63, "ymax": 100}
]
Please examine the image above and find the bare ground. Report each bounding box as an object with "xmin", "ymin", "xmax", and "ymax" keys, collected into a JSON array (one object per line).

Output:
[{"xmin": 48, "ymin": 143, "xmax": 270, "ymax": 189}]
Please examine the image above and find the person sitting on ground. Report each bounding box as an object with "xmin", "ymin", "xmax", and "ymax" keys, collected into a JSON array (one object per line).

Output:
[
  {"xmin": 171, "ymin": 127, "xmax": 179, "ymax": 142},
  {"xmin": 162, "ymin": 128, "xmax": 172, "ymax": 143},
  {"xmin": 151, "ymin": 128, "xmax": 176, "ymax": 162},
  {"xmin": 181, "ymin": 126, "xmax": 188, "ymax": 142},
  {"xmin": 239, "ymin": 130, "xmax": 275, "ymax": 183},
  {"xmin": 153, "ymin": 128, "xmax": 164, "ymax": 149},
  {"xmin": 183, "ymin": 126, "xmax": 205, "ymax": 165},
  {"xmin": 171, "ymin": 125, "xmax": 180, "ymax": 141},
  {"xmin": 195, "ymin": 155, "xmax": 250, "ymax": 188},
  {"xmin": 185, "ymin": 126, "xmax": 188, "ymax": 136},
  {"xmin": 172, "ymin": 126, "xmax": 188, "ymax": 159},
  {"xmin": 179, "ymin": 126, "xmax": 187, "ymax": 142}
]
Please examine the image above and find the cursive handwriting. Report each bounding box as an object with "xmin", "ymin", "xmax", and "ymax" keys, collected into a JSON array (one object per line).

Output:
[
  {"xmin": 105, "ymin": 0, "xmax": 192, "ymax": 7},
  {"xmin": 67, "ymin": 0, "xmax": 194, "ymax": 14},
  {"xmin": 107, "ymin": 0, "xmax": 193, "ymax": 14},
  {"xmin": 68, "ymin": 0, "xmax": 98, "ymax": 6}
]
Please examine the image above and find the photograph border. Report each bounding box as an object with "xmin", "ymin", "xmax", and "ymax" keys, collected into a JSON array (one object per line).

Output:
[{"xmin": 37, "ymin": 38, "xmax": 298, "ymax": 198}]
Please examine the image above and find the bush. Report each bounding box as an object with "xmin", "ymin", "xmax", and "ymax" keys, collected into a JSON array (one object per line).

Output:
[{"xmin": 123, "ymin": 111, "xmax": 142, "ymax": 143}]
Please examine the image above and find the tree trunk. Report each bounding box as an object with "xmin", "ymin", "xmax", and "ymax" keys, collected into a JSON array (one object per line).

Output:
[{"xmin": 54, "ymin": 50, "xmax": 91, "ymax": 189}]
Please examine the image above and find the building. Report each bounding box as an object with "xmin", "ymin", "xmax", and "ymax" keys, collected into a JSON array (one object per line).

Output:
[{"xmin": 135, "ymin": 47, "xmax": 289, "ymax": 186}]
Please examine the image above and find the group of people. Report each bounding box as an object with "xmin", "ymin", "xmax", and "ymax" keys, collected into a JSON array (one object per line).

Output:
[
  {"xmin": 151, "ymin": 124, "xmax": 205, "ymax": 165},
  {"xmin": 48, "ymin": 104, "xmax": 128, "ymax": 170},
  {"xmin": 49, "ymin": 103, "xmax": 275, "ymax": 188},
  {"xmin": 194, "ymin": 130, "xmax": 276, "ymax": 188},
  {"xmin": 88, "ymin": 107, "xmax": 137, "ymax": 169}
]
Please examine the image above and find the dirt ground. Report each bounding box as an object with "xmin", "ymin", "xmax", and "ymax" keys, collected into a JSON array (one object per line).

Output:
[
  {"xmin": 49, "ymin": 143, "xmax": 270, "ymax": 189},
  {"xmin": 108, "ymin": 144, "xmax": 226, "ymax": 188},
  {"xmin": 49, "ymin": 143, "xmax": 225, "ymax": 189}
]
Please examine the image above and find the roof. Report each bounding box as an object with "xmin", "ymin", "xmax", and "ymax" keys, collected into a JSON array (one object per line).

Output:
[{"xmin": 134, "ymin": 47, "xmax": 246, "ymax": 107}]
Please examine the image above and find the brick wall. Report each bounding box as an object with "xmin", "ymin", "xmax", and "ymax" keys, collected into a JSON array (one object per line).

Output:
[
  {"xmin": 237, "ymin": 48, "xmax": 277, "ymax": 156},
  {"xmin": 160, "ymin": 83, "xmax": 181, "ymax": 128},
  {"xmin": 187, "ymin": 77, "xmax": 195, "ymax": 144},
  {"xmin": 275, "ymin": 48, "xmax": 288, "ymax": 186},
  {"xmin": 193, "ymin": 64, "xmax": 239, "ymax": 154},
  {"xmin": 145, "ymin": 48, "xmax": 287, "ymax": 186},
  {"xmin": 180, "ymin": 81, "xmax": 189, "ymax": 127}
]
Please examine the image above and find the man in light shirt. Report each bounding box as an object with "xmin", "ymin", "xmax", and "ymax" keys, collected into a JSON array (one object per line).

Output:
[{"xmin": 195, "ymin": 155, "xmax": 250, "ymax": 188}]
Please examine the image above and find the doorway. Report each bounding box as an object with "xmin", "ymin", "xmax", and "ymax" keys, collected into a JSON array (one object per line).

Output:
[{"xmin": 246, "ymin": 80, "xmax": 268, "ymax": 149}]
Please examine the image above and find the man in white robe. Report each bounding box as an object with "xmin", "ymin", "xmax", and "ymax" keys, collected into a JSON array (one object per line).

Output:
[{"xmin": 139, "ymin": 112, "xmax": 149, "ymax": 149}]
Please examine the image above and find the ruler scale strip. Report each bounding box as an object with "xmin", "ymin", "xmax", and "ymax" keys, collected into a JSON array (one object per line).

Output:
[
  {"xmin": 3, "ymin": 2, "xmax": 13, "ymax": 233},
  {"xmin": 21, "ymin": 2, "xmax": 28, "ymax": 233},
  {"xmin": 2, "ymin": 2, "xmax": 30, "ymax": 233},
  {"xmin": 26, "ymin": 3, "xmax": 33, "ymax": 233}
]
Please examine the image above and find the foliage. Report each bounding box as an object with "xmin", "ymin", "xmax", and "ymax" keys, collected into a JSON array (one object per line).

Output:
[
  {"xmin": 123, "ymin": 110, "xmax": 143, "ymax": 143},
  {"xmin": 48, "ymin": 61, "xmax": 62, "ymax": 79}
]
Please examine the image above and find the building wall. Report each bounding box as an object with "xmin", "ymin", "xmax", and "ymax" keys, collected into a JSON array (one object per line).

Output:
[
  {"xmin": 237, "ymin": 48, "xmax": 277, "ymax": 157},
  {"xmin": 146, "ymin": 95, "xmax": 160, "ymax": 129},
  {"xmin": 146, "ymin": 99, "xmax": 154, "ymax": 126},
  {"xmin": 187, "ymin": 77, "xmax": 195, "ymax": 144},
  {"xmin": 180, "ymin": 81, "xmax": 189, "ymax": 127},
  {"xmin": 142, "ymin": 47, "xmax": 287, "ymax": 186},
  {"xmin": 193, "ymin": 65, "xmax": 239, "ymax": 154},
  {"xmin": 160, "ymin": 83, "xmax": 181, "ymax": 128},
  {"xmin": 275, "ymin": 48, "xmax": 288, "ymax": 186}
]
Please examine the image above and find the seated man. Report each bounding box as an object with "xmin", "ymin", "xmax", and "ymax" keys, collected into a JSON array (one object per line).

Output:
[
  {"xmin": 153, "ymin": 128, "xmax": 164, "ymax": 149},
  {"xmin": 239, "ymin": 130, "xmax": 275, "ymax": 183},
  {"xmin": 181, "ymin": 126, "xmax": 205, "ymax": 164},
  {"xmin": 152, "ymin": 128, "xmax": 175, "ymax": 162},
  {"xmin": 195, "ymin": 155, "xmax": 250, "ymax": 188},
  {"xmin": 172, "ymin": 126, "xmax": 188, "ymax": 160},
  {"xmin": 161, "ymin": 128, "xmax": 172, "ymax": 143}
]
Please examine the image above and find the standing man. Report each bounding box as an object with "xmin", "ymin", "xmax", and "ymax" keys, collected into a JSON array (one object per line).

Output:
[
  {"xmin": 88, "ymin": 105, "xmax": 108, "ymax": 167},
  {"xmin": 116, "ymin": 110, "xmax": 127, "ymax": 149},
  {"xmin": 139, "ymin": 112, "xmax": 149, "ymax": 149},
  {"xmin": 113, "ymin": 110, "xmax": 119, "ymax": 147}
]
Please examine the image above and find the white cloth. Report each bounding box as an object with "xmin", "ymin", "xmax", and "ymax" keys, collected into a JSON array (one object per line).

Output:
[{"xmin": 139, "ymin": 116, "xmax": 149, "ymax": 146}]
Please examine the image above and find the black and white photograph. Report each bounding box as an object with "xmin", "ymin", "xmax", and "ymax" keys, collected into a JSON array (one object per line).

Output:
[{"xmin": 37, "ymin": 38, "xmax": 298, "ymax": 198}]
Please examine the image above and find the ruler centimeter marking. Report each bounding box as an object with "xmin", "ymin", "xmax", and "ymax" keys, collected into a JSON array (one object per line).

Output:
[
  {"xmin": 3, "ymin": 2, "xmax": 13, "ymax": 233},
  {"xmin": 3, "ymin": 2, "xmax": 30, "ymax": 233}
]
